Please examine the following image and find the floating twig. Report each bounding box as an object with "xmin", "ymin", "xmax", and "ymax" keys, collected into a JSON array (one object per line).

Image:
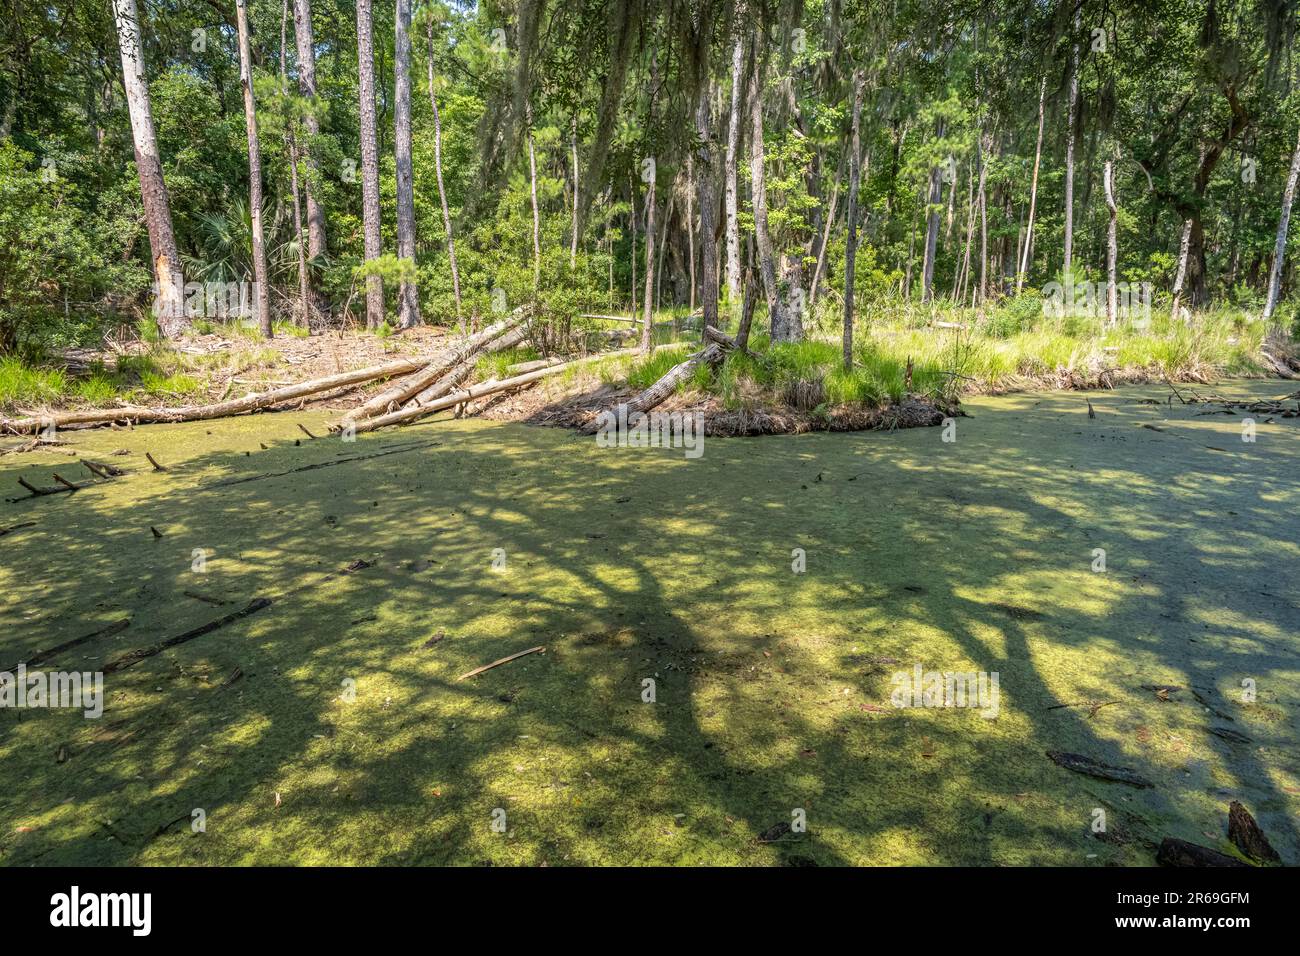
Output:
[{"xmin": 457, "ymin": 645, "xmax": 545, "ymax": 681}]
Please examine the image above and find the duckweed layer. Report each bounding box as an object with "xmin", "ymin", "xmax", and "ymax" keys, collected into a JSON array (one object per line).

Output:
[{"xmin": 1, "ymin": 381, "xmax": 1296, "ymax": 865}]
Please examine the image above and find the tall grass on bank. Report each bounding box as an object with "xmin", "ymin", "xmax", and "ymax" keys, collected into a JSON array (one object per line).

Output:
[{"xmin": 606, "ymin": 296, "xmax": 1282, "ymax": 412}]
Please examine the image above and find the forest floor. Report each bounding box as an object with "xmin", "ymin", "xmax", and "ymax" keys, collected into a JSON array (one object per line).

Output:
[{"xmin": 2, "ymin": 378, "xmax": 1297, "ymax": 865}]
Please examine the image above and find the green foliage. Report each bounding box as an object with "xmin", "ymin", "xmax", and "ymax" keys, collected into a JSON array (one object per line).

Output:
[{"xmin": 0, "ymin": 143, "xmax": 149, "ymax": 355}]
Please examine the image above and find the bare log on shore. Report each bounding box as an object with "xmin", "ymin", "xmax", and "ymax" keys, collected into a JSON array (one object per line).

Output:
[
  {"xmin": 410, "ymin": 323, "xmax": 533, "ymax": 405},
  {"xmin": 341, "ymin": 311, "xmax": 527, "ymax": 423},
  {"xmin": 0, "ymin": 358, "xmax": 425, "ymax": 435}
]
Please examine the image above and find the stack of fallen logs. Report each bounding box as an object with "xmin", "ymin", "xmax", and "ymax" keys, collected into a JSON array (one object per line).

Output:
[
  {"xmin": 0, "ymin": 312, "xmax": 622, "ymax": 437},
  {"xmin": 0, "ymin": 311, "xmax": 738, "ymax": 440}
]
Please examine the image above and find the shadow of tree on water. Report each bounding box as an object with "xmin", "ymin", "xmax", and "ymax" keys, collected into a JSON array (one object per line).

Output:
[{"xmin": 1, "ymin": 383, "xmax": 1296, "ymax": 865}]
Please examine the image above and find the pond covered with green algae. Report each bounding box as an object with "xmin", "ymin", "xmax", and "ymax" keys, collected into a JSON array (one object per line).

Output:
[{"xmin": 1, "ymin": 380, "xmax": 1297, "ymax": 865}]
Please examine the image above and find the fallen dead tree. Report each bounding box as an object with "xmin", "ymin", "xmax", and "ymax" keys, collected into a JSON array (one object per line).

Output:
[
  {"xmin": 602, "ymin": 326, "xmax": 734, "ymax": 423},
  {"xmin": 506, "ymin": 356, "xmax": 564, "ymax": 374},
  {"xmin": 342, "ymin": 347, "xmax": 640, "ymax": 434},
  {"xmin": 0, "ymin": 357, "xmax": 424, "ymax": 435},
  {"xmin": 341, "ymin": 310, "xmax": 527, "ymax": 423},
  {"xmin": 408, "ymin": 322, "xmax": 533, "ymax": 408}
]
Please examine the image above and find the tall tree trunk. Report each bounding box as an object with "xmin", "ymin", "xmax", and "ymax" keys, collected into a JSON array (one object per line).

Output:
[
  {"xmin": 655, "ymin": 180, "xmax": 673, "ymax": 310},
  {"xmin": 111, "ymin": 0, "xmax": 185, "ymax": 338},
  {"xmin": 1170, "ymin": 218, "xmax": 1192, "ymax": 319},
  {"xmin": 810, "ymin": 149, "xmax": 844, "ymax": 304},
  {"xmin": 694, "ymin": 79, "xmax": 720, "ymax": 335},
  {"xmin": 356, "ymin": 0, "xmax": 384, "ymax": 328},
  {"xmin": 1182, "ymin": 90, "xmax": 1251, "ymax": 307},
  {"xmin": 723, "ymin": 4, "xmax": 744, "ymax": 302},
  {"xmin": 393, "ymin": 0, "xmax": 421, "ymax": 327},
  {"xmin": 235, "ymin": 0, "xmax": 271, "ymax": 338},
  {"xmin": 842, "ymin": 70, "xmax": 864, "ymax": 371},
  {"xmin": 1103, "ymin": 159, "xmax": 1118, "ymax": 326},
  {"xmin": 1263, "ymin": 126, "xmax": 1300, "ymax": 321},
  {"xmin": 920, "ymin": 120, "xmax": 944, "ymax": 304},
  {"xmin": 427, "ymin": 19, "xmax": 461, "ymax": 320},
  {"xmin": 904, "ymin": 186, "xmax": 919, "ymax": 302},
  {"xmin": 686, "ymin": 155, "xmax": 696, "ymax": 314},
  {"xmin": 527, "ymin": 117, "xmax": 541, "ymax": 296},
  {"xmin": 574, "ymin": 0, "xmax": 639, "ymax": 243},
  {"xmin": 629, "ymin": 171, "xmax": 638, "ymax": 316},
  {"xmin": 1016, "ymin": 76, "xmax": 1046, "ymax": 293},
  {"xmin": 1064, "ymin": 17, "xmax": 1078, "ymax": 278},
  {"xmin": 747, "ymin": 37, "xmax": 787, "ymax": 340},
  {"xmin": 641, "ymin": 170, "xmax": 656, "ymax": 352},
  {"xmin": 292, "ymin": 0, "xmax": 327, "ymax": 265},
  {"xmin": 280, "ymin": 0, "xmax": 310, "ymax": 327},
  {"xmin": 954, "ymin": 157, "xmax": 975, "ymax": 302},
  {"xmin": 569, "ymin": 114, "xmax": 579, "ymax": 269},
  {"xmin": 920, "ymin": 159, "xmax": 941, "ymax": 303},
  {"xmin": 977, "ymin": 130, "xmax": 990, "ymax": 305}
]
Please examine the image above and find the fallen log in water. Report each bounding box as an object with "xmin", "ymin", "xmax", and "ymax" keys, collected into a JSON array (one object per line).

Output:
[
  {"xmin": 1046, "ymin": 750, "xmax": 1154, "ymax": 788},
  {"xmin": 1156, "ymin": 837, "xmax": 1249, "ymax": 867},
  {"xmin": 0, "ymin": 358, "xmax": 424, "ymax": 435}
]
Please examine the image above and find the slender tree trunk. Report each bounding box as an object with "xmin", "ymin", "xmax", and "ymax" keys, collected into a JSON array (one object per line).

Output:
[
  {"xmin": 292, "ymin": 0, "xmax": 327, "ymax": 265},
  {"xmin": 427, "ymin": 19, "xmax": 461, "ymax": 320},
  {"xmin": 1064, "ymin": 19, "xmax": 1078, "ymax": 277},
  {"xmin": 809, "ymin": 152, "xmax": 843, "ymax": 305},
  {"xmin": 842, "ymin": 70, "xmax": 864, "ymax": 371},
  {"xmin": 954, "ymin": 158, "xmax": 975, "ymax": 302},
  {"xmin": 694, "ymin": 79, "xmax": 720, "ymax": 334},
  {"xmin": 1263, "ymin": 126, "xmax": 1300, "ymax": 321},
  {"xmin": 747, "ymin": 37, "xmax": 786, "ymax": 340},
  {"xmin": 394, "ymin": 0, "xmax": 420, "ymax": 327},
  {"xmin": 723, "ymin": 4, "xmax": 744, "ymax": 302},
  {"xmin": 528, "ymin": 117, "xmax": 541, "ymax": 295},
  {"xmin": 904, "ymin": 187, "xmax": 918, "ymax": 302},
  {"xmin": 1184, "ymin": 95, "xmax": 1251, "ymax": 307},
  {"xmin": 356, "ymin": 0, "xmax": 384, "ymax": 328},
  {"xmin": 920, "ymin": 173, "xmax": 941, "ymax": 302},
  {"xmin": 642, "ymin": 50, "xmax": 659, "ymax": 342},
  {"xmin": 629, "ymin": 172, "xmax": 638, "ymax": 316},
  {"xmin": 111, "ymin": 0, "xmax": 185, "ymax": 338},
  {"xmin": 1017, "ymin": 76, "xmax": 1046, "ymax": 293},
  {"xmin": 1103, "ymin": 159, "xmax": 1118, "ymax": 326},
  {"xmin": 686, "ymin": 155, "xmax": 696, "ymax": 313},
  {"xmin": 920, "ymin": 120, "xmax": 944, "ymax": 303},
  {"xmin": 641, "ymin": 170, "xmax": 656, "ymax": 352},
  {"xmin": 977, "ymin": 131, "xmax": 990, "ymax": 305},
  {"xmin": 1171, "ymin": 218, "xmax": 1192, "ymax": 319},
  {"xmin": 655, "ymin": 181, "xmax": 673, "ymax": 310},
  {"xmin": 235, "ymin": 0, "xmax": 271, "ymax": 338},
  {"xmin": 280, "ymin": 0, "xmax": 310, "ymax": 328},
  {"xmin": 570, "ymin": 114, "xmax": 580, "ymax": 269},
  {"xmin": 735, "ymin": 235, "xmax": 757, "ymax": 350}
]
